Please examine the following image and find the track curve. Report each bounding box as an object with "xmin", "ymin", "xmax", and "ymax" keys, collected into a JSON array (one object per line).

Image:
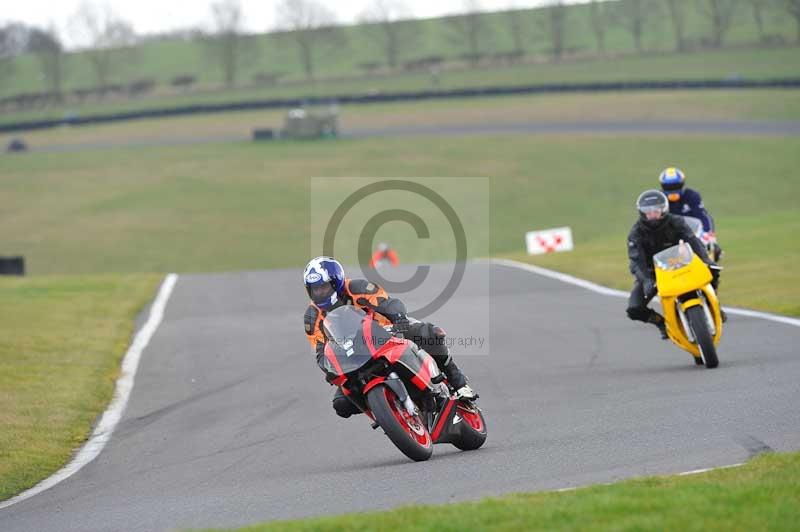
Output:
[{"xmin": 2, "ymin": 262, "xmax": 799, "ymax": 531}]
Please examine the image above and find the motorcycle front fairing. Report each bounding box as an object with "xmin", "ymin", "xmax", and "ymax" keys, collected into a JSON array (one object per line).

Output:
[
  {"xmin": 374, "ymin": 338, "xmax": 442, "ymax": 393},
  {"xmin": 321, "ymin": 306, "xmax": 452, "ymax": 428},
  {"xmin": 653, "ymin": 243, "xmax": 722, "ymax": 353},
  {"xmin": 653, "ymin": 242, "xmax": 712, "ymax": 297},
  {"xmin": 367, "ymin": 338, "xmax": 461, "ymax": 445}
]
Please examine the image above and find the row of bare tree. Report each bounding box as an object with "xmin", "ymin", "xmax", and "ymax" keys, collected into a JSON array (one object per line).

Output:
[
  {"xmin": 202, "ymin": 0, "xmax": 415, "ymax": 87},
  {"xmin": 200, "ymin": 0, "xmax": 800, "ymax": 86},
  {"xmin": 2, "ymin": 0, "xmax": 800, "ymax": 99},
  {"xmin": 590, "ymin": 0, "xmax": 792, "ymax": 54},
  {"xmin": 0, "ymin": 2, "xmax": 136, "ymax": 96},
  {"xmin": 493, "ymin": 0, "xmax": 800, "ymax": 62}
]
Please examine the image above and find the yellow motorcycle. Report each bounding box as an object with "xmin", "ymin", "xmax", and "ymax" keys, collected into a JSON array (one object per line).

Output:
[{"xmin": 654, "ymin": 240, "xmax": 723, "ymax": 368}]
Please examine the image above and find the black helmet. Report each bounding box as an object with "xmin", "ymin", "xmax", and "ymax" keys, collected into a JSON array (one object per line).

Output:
[{"xmin": 636, "ymin": 189, "xmax": 669, "ymax": 228}]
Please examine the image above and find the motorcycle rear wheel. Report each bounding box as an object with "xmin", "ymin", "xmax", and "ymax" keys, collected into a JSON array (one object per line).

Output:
[
  {"xmin": 451, "ymin": 402, "xmax": 487, "ymax": 451},
  {"xmin": 686, "ymin": 306, "xmax": 719, "ymax": 368},
  {"xmin": 367, "ymin": 385, "xmax": 433, "ymax": 462}
]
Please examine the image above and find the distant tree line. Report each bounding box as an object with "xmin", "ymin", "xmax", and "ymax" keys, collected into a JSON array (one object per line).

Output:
[{"xmin": 1, "ymin": 0, "xmax": 800, "ymax": 111}]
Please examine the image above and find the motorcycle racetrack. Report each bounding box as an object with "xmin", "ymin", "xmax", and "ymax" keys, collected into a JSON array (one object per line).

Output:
[{"xmin": 1, "ymin": 261, "xmax": 799, "ymax": 532}]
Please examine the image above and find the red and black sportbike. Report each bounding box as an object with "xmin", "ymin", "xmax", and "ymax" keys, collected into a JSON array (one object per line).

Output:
[{"xmin": 322, "ymin": 306, "xmax": 487, "ymax": 461}]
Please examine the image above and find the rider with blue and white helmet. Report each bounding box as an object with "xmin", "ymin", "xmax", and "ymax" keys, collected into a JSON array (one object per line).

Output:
[
  {"xmin": 303, "ymin": 256, "xmax": 346, "ymax": 310},
  {"xmin": 303, "ymin": 256, "xmax": 476, "ymax": 418},
  {"xmin": 659, "ymin": 167, "xmax": 722, "ymax": 261}
]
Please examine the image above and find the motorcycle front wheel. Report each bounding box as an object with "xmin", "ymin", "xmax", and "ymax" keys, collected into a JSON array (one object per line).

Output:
[
  {"xmin": 367, "ymin": 385, "xmax": 433, "ymax": 462},
  {"xmin": 686, "ymin": 306, "xmax": 719, "ymax": 368}
]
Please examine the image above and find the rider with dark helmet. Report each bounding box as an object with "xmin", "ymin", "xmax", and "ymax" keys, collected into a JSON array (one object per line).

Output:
[
  {"xmin": 303, "ymin": 256, "xmax": 476, "ymax": 418},
  {"xmin": 659, "ymin": 167, "xmax": 722, "ymax": 261},
  {"xmin": 626, "ymin": 190, "xmax": 723, "ymax": 338}
]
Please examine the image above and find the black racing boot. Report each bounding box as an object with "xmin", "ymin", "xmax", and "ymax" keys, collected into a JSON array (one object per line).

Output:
[
  {"xmin": 442, "ymin": 360, "xmax": 478, "ymax": 400},
  {"xmin": 332, "ymin": 389, "xmax": 361, "ymax": 418},
  {"xmin": 720, "ymin": 308, "xmax": 728, "ymax": 323},
  {"xmin": 442, "ymin": 360, "xmax": 466, "ymax": 389},
  {"xmin": 648, "ymin": 311, "xmax": 669, "ymax": 340}
]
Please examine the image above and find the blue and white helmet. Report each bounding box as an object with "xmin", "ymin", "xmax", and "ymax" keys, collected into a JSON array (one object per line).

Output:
[
  {"xmin": 659, "ymin": 167, "xmax": 686, "ymax": 202},
  {"xmin": 303, "ymin": 256, "xmax": 346, "ymax": 310}
]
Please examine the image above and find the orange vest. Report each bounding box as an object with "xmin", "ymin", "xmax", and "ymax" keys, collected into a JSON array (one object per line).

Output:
[{"xmin": 304, "ymin": 279, "xmax": 391, "ymax": 350}]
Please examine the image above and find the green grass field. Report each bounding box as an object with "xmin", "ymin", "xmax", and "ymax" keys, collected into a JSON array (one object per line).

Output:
[
  {"xmin": 1, "ymin": 88, "xmax": 798, "ymax": 515},
  {"xmin": 204, "ymin": 451, "xmax": 800, "ymax": 531},
  {"xmin": 2, "ymin": 132, "xmax": 798, "ymax": 313},
  {"xmin": 0, "ymin": 273, "xmax": 160, "ymax": 501}
]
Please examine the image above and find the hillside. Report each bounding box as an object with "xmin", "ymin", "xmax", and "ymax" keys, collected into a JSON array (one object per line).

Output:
[{"xmin": 3, "ymin": 0, "xmax": 798, "ymax": 100}]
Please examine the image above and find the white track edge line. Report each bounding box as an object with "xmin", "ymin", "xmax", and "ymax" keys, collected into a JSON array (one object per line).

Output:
[
  {"xmin": 0, "ymin": 273, "xmax": 178, "ymax": 511},
  {"xmin": 487, "ymin": 258, "xmax": 800, "ymax": 328},
  {"xmin": 678, "ymin": 463, "xmax": 745, "ymax": 476},
  {"xmin": 485, "ymin": 257, "xmax": 793, "ymax": 479},
  {"xmin": 554, "ymin": 462, "xmax": 747, "ymax": 494},
  {"xmin": 3, "ymin": 261, "xmax": 790, "ymax": 508}
]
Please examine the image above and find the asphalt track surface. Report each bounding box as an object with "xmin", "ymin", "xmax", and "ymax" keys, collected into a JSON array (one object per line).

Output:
[
  {"xmin": 2, "ymin": 262, "xmax": 799, "ymax": 531},
  {"xmin": 26, "ymin": 119, "xmax": 800, "ymax": 153}
]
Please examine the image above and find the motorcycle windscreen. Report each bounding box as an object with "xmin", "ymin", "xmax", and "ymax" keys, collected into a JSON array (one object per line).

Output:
[
  {"xmin": 681, "ymin": 216, "xmax": 703, "ymax": 238},
  {"xmin": 654, "ymin": 242, "xmax": 694, "ymax": 272},
  {"xmin": 323, "ymin": 306, "xmax": 393, "ymax": 374},
  {"xmin": 654, "ymin": 243, "xmax": 713, "ymax": 297}
]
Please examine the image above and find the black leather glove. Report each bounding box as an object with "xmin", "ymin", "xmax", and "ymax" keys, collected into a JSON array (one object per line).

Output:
[
  {"xmin": 643, "ymin": 279, "xmax": 657, "ymax": 300},
  {"xmin": 390, "ymin": 314, "xmax": 411, "ymax": 335}
]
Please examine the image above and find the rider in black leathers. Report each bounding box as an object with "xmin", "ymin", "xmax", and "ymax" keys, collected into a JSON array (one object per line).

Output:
[{"xmin": 627, "ymin": 190, "xmax": 721, "ymax": 338}]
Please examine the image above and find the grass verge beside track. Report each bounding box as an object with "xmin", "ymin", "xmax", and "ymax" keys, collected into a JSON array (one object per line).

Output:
[
  {"xmin": 205, "ymin": 451, "xmax": 800, "ymax": 531},
  {"xmin": 0, "ymin": 274, "xmax": 160, "ymax": 501},
  {"xmin": 506, "ymin": 211, "xmax": 800, "ymax": 317},
  {"xmin": 2, "ymin": 135, "xmax": 797, "ymax": 314}
]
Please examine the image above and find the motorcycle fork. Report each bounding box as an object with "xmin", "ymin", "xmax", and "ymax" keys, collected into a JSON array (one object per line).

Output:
[
  {"xmin": 675, "ymin": 299, "xmax": 695, "ymax": 343},
  {"xmin": 676, "ymin": 290, "xmax": 716, "ymax": 341},
  {"xmin": 384, "ymin": 372, "xmax": 417, "ymax": 416}
]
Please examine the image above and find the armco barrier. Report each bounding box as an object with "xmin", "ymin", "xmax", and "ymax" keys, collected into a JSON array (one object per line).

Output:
[{"xmin": 2, "ymin": 78, "xmax": 799, "ymax": 134}]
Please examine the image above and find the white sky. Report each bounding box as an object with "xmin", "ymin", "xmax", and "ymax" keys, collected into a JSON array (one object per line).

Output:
[{"xmin": 3, "ymin": 0, "xmax": 551, "ymax": 47}]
